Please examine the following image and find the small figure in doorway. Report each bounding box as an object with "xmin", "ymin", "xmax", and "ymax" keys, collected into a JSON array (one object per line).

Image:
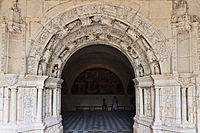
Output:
[
  {"xmin": 112, "ymin": 96, "xmax": 118, "ymax": 112},
  {"xmin": 102, "ymin": 98, "xmax": 107, "ymax": 111},
  {"xmin": 130, "ymin": 97, "xmax": 134, "ymax": 112}
]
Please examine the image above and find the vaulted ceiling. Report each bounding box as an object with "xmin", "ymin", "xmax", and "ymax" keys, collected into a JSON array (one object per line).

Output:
[{"xmin": 61, "ymin": 44, "xmax": 135, "ymax": 91}]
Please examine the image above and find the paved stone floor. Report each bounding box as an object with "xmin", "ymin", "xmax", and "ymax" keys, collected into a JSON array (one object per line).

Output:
[{"xmin": 62, "ymin": 111, "xmax": 134, "ymax": 133}]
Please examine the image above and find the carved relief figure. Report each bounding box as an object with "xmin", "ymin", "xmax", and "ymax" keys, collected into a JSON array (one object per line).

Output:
[
  {"xmin": 59, "ymin": 47, "xmax": 70, "ymax": 59},
  {"xmin": 151, "ymin": 62, "xmax": 161, "ymax": 75},
  {"xmin": 90, "ymin": 16, "xmax": 102, "ymax": 24},
  {"xmin": 46, "ymin": 34, "xmax": 59, "ymax": 51},
  {"xmin": 8, "ymin": 0, "xmax": 22, "ymax": 32},
  {"xmin": 138, "ymin": 64, "xmax": 144, "ymax": 77},
  {"xmin": 64, "ymin": 19, "xmax": 82, "ymax": 31},
  {"xmin": 37, "ymin": 59, "xmax": 47, "ymax": 75},
  {"xmin": 154, "ymin": 63, "xmax": 161, "ymax": 74},
  {"xmin": 146, "ymin": 49, "xmax": 157, "ymax": 63},
  {"xmin": 51, "ymin": 64, "xmax": 59, "ymax": 78}
]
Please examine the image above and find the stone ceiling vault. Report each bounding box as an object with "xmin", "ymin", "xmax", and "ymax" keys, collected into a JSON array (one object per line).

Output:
[{"xmin": 61, "ymin": 44, "xmax": 134, "ymax": 91}]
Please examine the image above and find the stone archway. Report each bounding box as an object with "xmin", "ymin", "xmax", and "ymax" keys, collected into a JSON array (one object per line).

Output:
[
  {"xmin": 27, "ymin": 2, "xmax": 169, "ymax": 77},
  {"xmin": 26, "ymin": 2, "xmax": 170, "ymax": 133}
]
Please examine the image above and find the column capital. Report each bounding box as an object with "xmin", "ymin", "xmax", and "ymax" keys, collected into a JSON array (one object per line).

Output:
[
  {"xmin": 37, "ymin": 86, "xmax": 45, "ymax": 89},
  {"xmin": 9, "ymin": 86, "xmax": 18, "ymax": 91},
  {"xmin": 45, "ymin": 77, "xmax": 63, "ymax": 89}
]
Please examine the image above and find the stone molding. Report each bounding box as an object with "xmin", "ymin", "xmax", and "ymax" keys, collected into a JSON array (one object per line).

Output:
[
  {"xmin": 0, "ymin": 74, "xmax": 48, "ymax": 88},
  {"xmin": 45, "ymin": 77, "xmax": 63, "ymax": 89},
  {"xmin": 27, "ymin": 2, "xmax": 169, "ymax": 78},
  {"xmin": 133, "ymin": 74, "xmax": 180, "ymax": 88}
]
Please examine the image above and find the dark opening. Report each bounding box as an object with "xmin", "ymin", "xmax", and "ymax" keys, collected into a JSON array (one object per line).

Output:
[{"xmin": 61, "ymin": 44, "xmax": 136, "ymax": 132}]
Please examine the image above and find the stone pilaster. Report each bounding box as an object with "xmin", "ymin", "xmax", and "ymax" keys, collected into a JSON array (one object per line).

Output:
[
  {"xmin": 53, "ymin": 88, "xmax": 57, "ymax": 117},
  {"xmin": 153, "ymin": 87, "xmax": 161, "ymax": 125},
  {"xmin": 181, "ymin": 87, "xmax": 187, "ymax": 123},
  {"xmin": 37, "ymin": 86, "xmax": 43, "ymax": 122},
  {"xmin": 3, "ymin": 88, "xmax": 10, "ymax": 124},
  {"xmin": 57, "ymin": 87, "xmax": 61, "ymax": 116},
  {"xmin": 175, "ymin": 86, "xmax": 181, "ymax": 123},
  {"xmin": 49, "ymin": 89, "xmax": 53, "ymax": 116},
  {"xmin": 139, "ymin": 87, "xmax": 144, "ymax": 116},
  {"xmin": 9, "ymin": 87, "xmax": 17, "ymax": 123}
]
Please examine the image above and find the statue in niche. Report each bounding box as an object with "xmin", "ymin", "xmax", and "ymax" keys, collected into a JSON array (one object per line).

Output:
[
  {"xmin": 150, "ymin": 62, "xmax": 160, "ymax": 75},
  {"xmin": 59, "ymin": 47, "xmax": 70, "ymax": 58},
  {"xmin": 51, "ymin": 64, "xmax": 59, "ymax": 78},
  {"xmin": 90, "ymin": 16, "xmax": 102, "ymax": 24},
  {"xmin": 8, "ymin": 0, "xmax": 22, "ymax": 32},
  {"xmin": 138, "ymin": 64, "xmax": 144, "ymax": 77},
  {"xmin": 38, "ymin": 58, "xmax": 47, "ymax": 75},
  {"xmin": 154, "ymin": 63, "xmax": 160, "ymax": 75},
  {"xmin": 46, "ymin": 32, "xmax": 60, "ymax": 51},
  {"xmin": 146, "ymin": 49, "xmax": 157, "ymax": 63},
  {"xmin": 64, "ymin": 19, "xmax": 81, "ymax": 31}
]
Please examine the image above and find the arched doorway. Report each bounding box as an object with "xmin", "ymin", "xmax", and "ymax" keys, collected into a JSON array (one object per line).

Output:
[
  {"xmin": 26, "ymin": 2, "xmax": 168, "ymax": 133},
  {"xmin": 61, "ymin": 44, "xmax": 136, "ymax": 132}
]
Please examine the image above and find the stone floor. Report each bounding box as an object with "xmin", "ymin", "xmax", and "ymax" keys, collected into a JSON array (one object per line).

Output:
[{"xmin": 62, "ymin": 111, "xmax": 134, "ymax": 133}]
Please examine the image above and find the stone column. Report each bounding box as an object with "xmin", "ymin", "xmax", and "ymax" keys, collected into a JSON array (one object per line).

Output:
[
  {"xmin": 151, "ymin": 87, "xmax": 155, "ymax": 118},
  {"xmin": 37, "ymin": 87, "xmax": 43, "ymax": 122},
  {"xmin": 49, "ymin": 89, "xmax": 52, "ymax": 116},
  {"xmin": 53, "ymin": 88, "xmax": 57, "ymax": 117},
  {"xmin": 175, "ymin": 86, "xmax": 181, "ymax": 123},
  {"xmin": 10, "ymin": 87, "xmax": 17, "ymax": 123},
  {"xmin": 135, "ymin": 87, "xmax": 139, "ymax": 116},
  {"xmin": 181, "ymin": 87, "xmax": 187, "ymax": 123},
  {"xmin": 139, "ymin": 87, "xmax": 144, "ymax": 116},
  {"xmin": 187, "ymin": 87, "xmax": 193, "ymax": 124},
  {"xmin": 154, "ymin": 88, "xmax": 161, "ymax": 124},
  {"xmin": 197, "ymin": 83, "xmax": 200, "ymax": 132},
  {"xmin": 3, "ymin": 88, "xmax": 10, "ymax": 124},
  {"xmin": 57, "ymin": 87, "xmax": 61, "ymax": 116}
]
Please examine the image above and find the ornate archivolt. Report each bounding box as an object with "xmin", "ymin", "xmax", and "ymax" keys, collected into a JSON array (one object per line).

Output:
[{"xmin": 27, "ymin": 2, "xmax": 169, "ymax": 78}]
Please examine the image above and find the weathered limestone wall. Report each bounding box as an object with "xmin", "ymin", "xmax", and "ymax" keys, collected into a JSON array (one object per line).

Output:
[
  {"xmin": 0, "ymin": 0, "xmax": 173, "ymax": 74},
  {"xmin": 0, "ymin": 0, "xmax": 200, "ymax": 133}
]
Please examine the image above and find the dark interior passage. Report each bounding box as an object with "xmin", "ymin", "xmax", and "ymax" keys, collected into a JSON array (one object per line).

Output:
[
  {"xmin": 71, "ymin": 68, "xmax": 124, "ymax": 95},
  {"xmin": 61, "ymin": 44, "xmax": 136, "ymax": 132}
]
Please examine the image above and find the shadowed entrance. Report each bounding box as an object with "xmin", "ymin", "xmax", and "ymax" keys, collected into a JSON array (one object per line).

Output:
[{"xmin": 61, "ymin": 44, "xmax": 135, "ymax": 132}]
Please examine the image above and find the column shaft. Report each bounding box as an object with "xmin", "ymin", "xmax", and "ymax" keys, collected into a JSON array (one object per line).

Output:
[
  {"xmin": 139, "ymin": 87, "xmax": 143, "ymax": 116},
  {"xmin": 154, "ymin": 88, "xmax": 161, "ymax": 123},
  {"xmin": 3, "ymin": 88, "xmax": 10, "ymax": 124},
  {"xmin": 53, "ymin": 89, "xmax": 57, "ymax": 117},
  {"xmin": 176, "ymin": 86, "xmax": 181, "ymax": 123},
  {"xmin": 10, "ymin": 88, "xmax": 17, "ymax": 123},
  {"xmin": 49, "ymin": 89, "xmax": 52, "ymax": 116},
  {"xmin": 37, "ymin": 88, "xmax": 43, "ymax": 122},
  {"xmin": 182, "ymin": 87, "xmax": 187, "ymax": 123}
]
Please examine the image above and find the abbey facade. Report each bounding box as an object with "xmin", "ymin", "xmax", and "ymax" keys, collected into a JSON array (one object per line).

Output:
[{"xmin": 0, "ymin": 0, "xmax": 200, "ymax": 133}]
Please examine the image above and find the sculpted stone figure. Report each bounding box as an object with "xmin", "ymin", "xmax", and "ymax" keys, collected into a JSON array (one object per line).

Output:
[
  {"xmin": 8, "ymin": 0, "xmax": 22, "ymax": 32},
  {"xmin": 51, "ymin": 64, "xmax": 59, "ymax": 78},
  {"xmin": 146, "ymin": 49, "xmax": 157, "ymax": 63},
  {"xmin": 150, "ymin": 62, "xmax": 160, "ymax": 75},
  {"xmin": 154, "ymin": 63, "xmax": 160, "ymax": 74},
  {"xmin": 38, "ymin": 59, "xmax": 47, "ymax": 75},
  {"xmin": 138, "ymin": 64, "xmax": 144, "ymax": 77},
  {"xmin": 90, "ymin": 16, "xmax": 102, "ymax": 24},
  {"xmin": 59, "ymin": 47, "xmax": 70, "ymax": 59}
]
